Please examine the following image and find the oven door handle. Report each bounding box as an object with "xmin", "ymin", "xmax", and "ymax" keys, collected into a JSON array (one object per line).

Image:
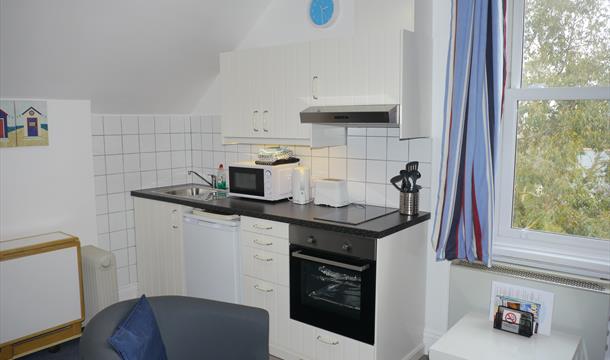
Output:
[{"xmin": 291, "ymin": 250, "xmax": 370, "ymax": 272}]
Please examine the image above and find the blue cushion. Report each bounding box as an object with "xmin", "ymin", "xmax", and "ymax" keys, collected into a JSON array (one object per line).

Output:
[{"xmin": 108, "ymin": 295, "xmax": 168, "ymax": 360}]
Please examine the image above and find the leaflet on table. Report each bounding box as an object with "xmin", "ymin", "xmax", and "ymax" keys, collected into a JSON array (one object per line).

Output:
[{"xmin": 488, "ymin": 281, "xmax": 555, "ymax": 335}]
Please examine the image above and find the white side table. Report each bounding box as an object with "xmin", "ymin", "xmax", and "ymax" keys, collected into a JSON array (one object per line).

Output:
[{"xmin": 429, "ymin": 313, "xmax": 584, "ymax": 360}]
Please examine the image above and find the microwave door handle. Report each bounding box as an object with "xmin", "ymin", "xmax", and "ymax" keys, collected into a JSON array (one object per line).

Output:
[{"xmin": 291, "ymin": 250, "xmax": 370, "ymax": 272}]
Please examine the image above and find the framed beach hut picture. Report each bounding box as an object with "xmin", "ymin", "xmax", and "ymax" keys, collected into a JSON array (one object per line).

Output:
[
  {"xmin": 15, "ymin": 100, "xmax": 48, "ymax": 146},
  {"xmin": 0, "ymin": 100, "xmax": 17, "ymax": 148}
]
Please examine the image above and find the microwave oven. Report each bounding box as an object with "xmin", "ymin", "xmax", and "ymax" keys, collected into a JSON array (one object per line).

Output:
[{"xmin": 228, "ymin": 161, "xmax": 299, "ymax": 201}]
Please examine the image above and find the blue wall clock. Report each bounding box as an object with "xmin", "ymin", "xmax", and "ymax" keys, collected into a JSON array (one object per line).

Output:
[{"xmin": 309, "ymin": 0, "xmax": 337, "ymax": 28}]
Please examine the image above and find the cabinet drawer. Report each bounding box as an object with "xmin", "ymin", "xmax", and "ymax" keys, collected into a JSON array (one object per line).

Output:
[
  {"xmin": 296, "ymin": 324, "xmax": 375, "ymax": 360},
  {"xmin": 240, "ymin": 230, "xmax": 289, "ymax": 255},
  {"xmin": 241, "ymin": 247, "xmax": 289, "ymax": 286},
  {"xmin": 241, "ymin": 216, "xmax": 289, "ymax": 239},
  {"xmin": 242, "ymin": 276, "xmax": 286, "ymax": 347}
]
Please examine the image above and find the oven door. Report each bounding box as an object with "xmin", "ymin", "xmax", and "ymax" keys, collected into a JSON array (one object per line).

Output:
[
  {"xmin": 290, "ymin": 244, "xmax": 376, "ymax": 345},
  {"xmin": 228, "ymin": 166, "xmax": 264, "ymax": 197}
]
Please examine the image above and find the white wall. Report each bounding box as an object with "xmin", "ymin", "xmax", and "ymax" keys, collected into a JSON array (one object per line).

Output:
[
  {"xmin": 192, "ymin": 0, "xmax": 414, "ymax": 114},
  {"xmin": 0, "ymin": 100, "xmax": 98, "ymax": 246}
]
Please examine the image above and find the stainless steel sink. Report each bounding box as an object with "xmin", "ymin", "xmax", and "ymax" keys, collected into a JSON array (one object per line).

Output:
[
  {"xmin": 163, "ymin": 187, "xmax": 211, "ymax": 196},
  {"xmin": 157, "ymin": 186, "xmax": 227, "ymax": 201}
]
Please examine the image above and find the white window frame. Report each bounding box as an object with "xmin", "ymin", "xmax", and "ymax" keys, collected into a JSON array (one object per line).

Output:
[{"xmin": 494, "ymin": 0, "xmax": 610, "ymax": 279}]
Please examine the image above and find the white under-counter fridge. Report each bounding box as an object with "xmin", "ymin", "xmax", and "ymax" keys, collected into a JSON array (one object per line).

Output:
[{"xmin": 182, "ymin": 212, "xmax": 242, "ymax": 304}]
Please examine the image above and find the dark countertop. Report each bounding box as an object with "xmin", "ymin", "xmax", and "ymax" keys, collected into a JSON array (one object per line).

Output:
[{"xmin": 131, "ymin": 184, "xmax": 430, "ymax": 238}]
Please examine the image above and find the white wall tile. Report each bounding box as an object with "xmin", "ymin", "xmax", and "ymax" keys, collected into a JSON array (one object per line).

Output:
[
  {"xmin": 201, "ymin": 116, "xmax": 213, "ymax": 133},
  {"xmin": 191, "ymin": 133, "xmax": 202, "ymax": 150},
  {"xmin": 106, "ymin": 174, "xmax": 125, "ymax": 194},
  {"xmin": 419, "ymin": 187, "xmax": 431, "ymax": 212},
  {"xmin": 124, "ymin": 172, "xmax": 141, "ymax": 191},
  {"xmin": 347, "ymin": 159, "xmax": 366, "ymax": 182},
  {"xmin": 386, "ymin": 161, "xmax": 405, "ymax": 182},
  {"xmin": 347, "ymin": 181, "xmax": 366, "ymax": 203},
  {"xmin": 96, "ymin": 195, "xmax": 108, "ymax": 215},
  {"xmin": 201, "ymin": 134, "xmax": 213, "ymax": 150},
  {"xmin": 366, "ymin": 160, "xmax": 387, "ymax": 184},
  {"xmin": 312, "ymin": 147, "xmax": 328, "ymax": 157},
  {"xmin": 311, "ymin": 157, "xmax": 329, "ymax": 178},
  {"xmin": 387, "ymin": 128, "xmax": 400, "ymax": 137},
  {"xmin": 140, "ymin": 153, "xmax": 156, "ymax": 171},
  {"xmin": 114, "ymin": 249, "xmax": 129, "ymax": 269},
  {"xmin": 98, "ymin": 233, "xmax": 110, "ymax": 251},
  {"xmin": 171, "ymin": 151, "xmax": 186, "ymax": 168},
  {"xmin": 128, "ymin": 246, "xmax": 137, "ymax": 265},
  {"xmin": 127, "ymin": 229, "xmax": 136, "ymax": 247},
  {"xmin": 387, "ymin": 137, "xmax": 410, "ymax": 161},
  {"xmin": 367, "ymin": 128, "xmax": 387, "ymax": 137},
  {"xmin": 171, "ymin": 168, "xmax": 187, "ymax": 184},
  {"xmin": 238, "ymin": 144, "xmax": 251, "ymax": 153},
  {"xmin": 129, "ymin": 264, "xmax": 138, "ymax": 283},
  {"xmin": 103, "ymin": 116, "xmax": 122, "ymax": 135},
  {"xmin": 94, "ymin": 175, "xmax": 107, "ymax": 195},
  {"xmin": 347, "ymin": 128, "xmax": 366, "ymax": 136},
  {"xmin": 93, "ymin": 156, "xmax": 106, "ymax": 175},
  {"xmin": 213, "ymin": 152, "xmax": 225, "ymax": 168},
  {"xmin": 366, "ymin": 137, "xmax": 386, "ymax": 160},
  {"xmin": 91, "ymin": 115, "xmax": 104, "ymax": 135},
  {"xmin": 122, "ymin": 135, "xmax": 140, "ymax": 154},
  {"xmin": 202, "ymin": 151, "xmax": 213, "ymax": 168},
  {"xmin": 385, "ymin": 185, "xmax": 400, "ymax": 208},
  {"xmin": 141, "ymin": 170, "xmax": 157, "ymax": 188},
  {"xmin": 329, "ymin": 158, "xmax": 347, "ymax": 179},
  {"xmin": 92, "ymin": 136, "xmax": 105, "ymax": 155},
  {"xmin": 104, "ymin": 135, "xmax": 123, "ymax": 155},
  {"xmin": 409, "ymin": 138, "xmax": 431, "ymax": 162},
  {"xmin": 418, "ymin": 162, "xmax": 432, "ymax": 187},
  {"xmin": 105, "ymin": 155, "xmax": 124, "ymax": 174},
  {"xmin": 170, "ymin": 133, "xmax": 185, "ymax": 150},
  {"xmin": 108, "ymin": 193, "xmax": 126, "ymax": 213},
  {"xmin": 191, "ymin": 151, "xmax": 202, "ymax": 168},
  {"xmin": 225, "ymin": 152, "xmax": 238, "ymax": 164},
  {"xmin": 365, "ymin": 183, "xmax": 386, "ymax": 206},
  {"xmin": 121, "ymin": 116, "xmax": 139, "ymax": 135},
  {"xmin": 157, "ymin": 169, "xmax": 172, "ymax": 186},
  {"xmin": 190, "ymin": 116, "xmax": 201, "ymax": 133},
  {"xmin": 125, "ymin": 210, "xmax": 134, "ymax": 228},
  {"xmin": 110, "ymin": 230, "xmax": 128, "ymax": 250},
  {"xmin": 139, "ymin": 116, "xmax": 155, "ymax": 134},
  {"xmin": 170, "ymin": 116, "xmax": 186, "ymax": 133},
  {"xmin": 329, "ymin": 145, "xmax": 346, "ymax": 158},
  {"xmin": 212, "ymin": 134, "xmax": 223, "ymax": 151},
  {"xmin": 154, "ymin": 116, "xmax": 170, "ymax": 133},
  {"xmin": 108, "ymin": 212, "xmax": 126, "ymax": 232},
  {"xmin": 155, "ymin": 133, "xmax": 171, "ymax": 152},
  {"xmin": 347, "ymin": 137, "xmax": 366, "ymax": 159},
  {"xmin": 212, "ymin": 116, "xmax": 222, "ymax": 133},
  {"xmin": 295, "ymin": 146, "xmax": 311, "ymax": 157},
  {"xmin": 139, "ymin": 134, "xmax": 156, "ymax": 153},
  {"xmin": 124, "ymin": 192, "xmax": 134, "ymax": 210},
  {"xmin": 96, "ymin": 214, "xmax": 109, "ymax": 234}
]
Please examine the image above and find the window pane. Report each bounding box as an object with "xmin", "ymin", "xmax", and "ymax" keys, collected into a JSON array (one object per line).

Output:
[
  {"xmin": 512, "ymin": 100, "xmax": 610, "ymax": 239},
  {"xmin": 522, "ymin": 0, "xmax": 610, "ymax": 87}
]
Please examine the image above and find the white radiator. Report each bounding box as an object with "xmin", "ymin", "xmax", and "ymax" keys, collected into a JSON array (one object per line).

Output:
[{"xmin": 81, "ymin": 245, "xmax": 119, "ymax": 325}]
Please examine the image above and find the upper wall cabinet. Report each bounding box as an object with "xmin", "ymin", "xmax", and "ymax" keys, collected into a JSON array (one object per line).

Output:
[{"xmin": 220, "ymin": 29, "xmax": 430, "ymax": 145}]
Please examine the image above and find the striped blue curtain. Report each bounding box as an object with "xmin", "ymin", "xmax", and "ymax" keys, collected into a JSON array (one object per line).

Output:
[{"xmin": 432, "ymin": 0, "xmax": 505, "ymax": 265}]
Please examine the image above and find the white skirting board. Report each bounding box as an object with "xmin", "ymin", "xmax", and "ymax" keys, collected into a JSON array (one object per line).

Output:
[{"xmin": 118, "ymin": 283, "xmax": 139, "ymax": 301}]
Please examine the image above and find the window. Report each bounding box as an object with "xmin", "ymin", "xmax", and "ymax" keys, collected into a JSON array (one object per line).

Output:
[{"xmin": 495, "ymin": 0, "xmax": 610, "ymax": 278}]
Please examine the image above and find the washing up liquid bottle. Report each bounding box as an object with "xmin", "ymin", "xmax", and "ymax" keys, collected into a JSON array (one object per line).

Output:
[{"xmin": 216, "ymin": 164, "xmax": 227, "ymax": 189}]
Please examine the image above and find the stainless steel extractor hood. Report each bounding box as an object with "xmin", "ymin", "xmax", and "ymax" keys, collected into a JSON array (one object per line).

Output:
[{"xmin": 300, "ymin": 104, "xmax": 399, "ymax": 128}]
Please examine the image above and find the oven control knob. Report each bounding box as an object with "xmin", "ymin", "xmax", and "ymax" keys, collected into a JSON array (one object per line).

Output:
[
  {"xmin": 341, "ymin": 243, "xmax": 352, "ymax": 252},
  {"xmin": 307, "ymin": 236, "xmax": 316, "ymax": 244},
  {"xmin": 265, "ymin": 170, "xmax": 272, "ymax": 177}
]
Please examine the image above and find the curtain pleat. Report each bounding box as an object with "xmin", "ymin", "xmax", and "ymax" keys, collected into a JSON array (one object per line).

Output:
[{"xmin": 432, "ymin": 0, "xmax": 505, "ymax": 266}]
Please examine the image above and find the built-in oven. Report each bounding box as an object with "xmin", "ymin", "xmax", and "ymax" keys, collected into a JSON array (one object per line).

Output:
[{"xmin": 289, "ymin": 225, "xmax": 376, "ymax": 345}]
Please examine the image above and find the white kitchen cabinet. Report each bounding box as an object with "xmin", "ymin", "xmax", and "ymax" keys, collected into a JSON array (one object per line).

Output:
[
  {"xmin": 134, "ymin": 197, "xmax": 185, "ymax": 297},
  {"xmin": 241, "ymin": 246, "xmax": 289, "ymax": 286}
]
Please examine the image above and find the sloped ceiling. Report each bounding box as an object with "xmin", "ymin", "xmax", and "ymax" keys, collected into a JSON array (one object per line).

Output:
[{"xmin": 0, "ymin": 0, "xmax": 271, "ymax": 113}]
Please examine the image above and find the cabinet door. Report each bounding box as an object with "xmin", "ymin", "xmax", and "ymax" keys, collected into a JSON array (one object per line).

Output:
[
  {"xmin": 284, "ymin": 43, "xmax": 312, "ymax": 140},
  {"xmin": 134, "ymin": 198, "xmax": 184, "ymax": 296},
  {"xmin": 242, "ymin": 276, "xmax": 278, "ymax": 344}
]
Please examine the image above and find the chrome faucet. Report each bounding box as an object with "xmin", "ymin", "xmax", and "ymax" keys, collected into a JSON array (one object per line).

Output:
[{"xmin": 188, "ymin": 170, "xmax": 217, "ymax": 188}]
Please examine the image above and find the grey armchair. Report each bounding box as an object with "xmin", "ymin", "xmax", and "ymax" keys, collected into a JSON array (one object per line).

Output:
[{"xmin": 79, "ymin": 296, "xmax": 269, "ymax": 360}]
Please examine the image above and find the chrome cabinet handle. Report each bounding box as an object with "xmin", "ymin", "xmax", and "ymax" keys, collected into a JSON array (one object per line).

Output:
[
  {"xmin": 172, "ymin": 209, "xmax": 178, "ymax": 214},
  {"xmin": 316, "ymin": 335, "xmax": 339, "ymax": 345},
  {"xmin": 312, "ymin": 76, "xmax": 319, "ymax": 100},
  {"xmin": 253, "ymin": 224, "xmax": 272, "ymax": 230},
  {"xmin": 253, "ymin": 239, "xmax": 273, "ymax": 246},
  {"xmin": 253, "ymin": 284, "xmax": 274, "ymax": 292},
  {"xmin": 172, "ymin": 225, "xmax": 179, "ymax": 229},
  {"xmin": 262, "ymin": 110, "xmax": 269, "ymax": 132},
  {"xmin": 253, "ymin": 254, "xmax": 273, "ymax": 262},
  {"xmin": 252, "ymin": 110, "xmax": 259, "ymax": 132}
]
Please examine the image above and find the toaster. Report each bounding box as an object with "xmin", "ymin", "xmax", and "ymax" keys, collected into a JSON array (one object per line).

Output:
[{"xmin": 314, "ymin": 178, "xmax": 350, "ymax": 207}]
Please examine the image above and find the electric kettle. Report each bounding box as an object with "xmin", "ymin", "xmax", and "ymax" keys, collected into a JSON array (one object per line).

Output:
[{"xmin": 291, "ymin": 166, "xmax": 311, "ymax": 204}]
